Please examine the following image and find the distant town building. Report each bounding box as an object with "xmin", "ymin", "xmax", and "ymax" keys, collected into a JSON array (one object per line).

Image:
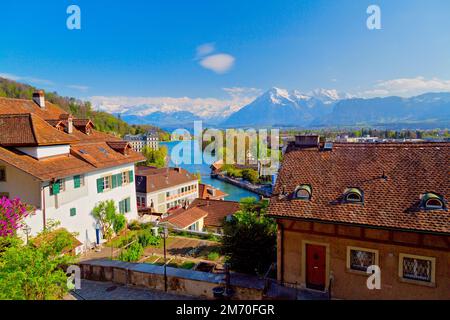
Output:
[
  {"xmin": 135, "ymin": 166, "xmax": 199, "ymax": 215},
  {"xmin": 269, "ymin": 135, "xmax": 450, "ymax": 299},
  {"xmin": 160, "ymin": 198, "xmax": 240, "ymax": 234},
  {"xmin": 0, "ymin": 92, "xmax": 144, "ymax": 251},
  {"xmin": 123, "ymin": 131, "xmax": 159, "ymax": 152},
  {"xmin": 335, "ymin": 135, "xmax": 381, "ymax": 143}
]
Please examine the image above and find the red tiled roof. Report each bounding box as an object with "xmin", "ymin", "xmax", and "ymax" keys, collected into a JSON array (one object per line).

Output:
[
  {"xmin": 160, "ymin": 206, "xmax": 208, "ymax": 229},
  {"xmin": 0, "ymin": 114, "xmax": 78, "ymax": 146},
  {"xmin": 268, "ymin": 142, "xmax": 450, "ymax": 234},
  {"xmin": 0, "ymin": 97, "xmax": 68, "ymax": 120},
  {"xmin": 188, "ymin": 198, "xmax": 240, "ymax": 227},
  {"xmin": 198, "ymin": 183, "xmax": 228, "ymax": 200},
  {"xmin": 0, "ymin": 97, "xmax": 145, "ymax": 180},
  {"xmin": 135, "ymin": 166, "xmax": 198, "ymax": 193}
]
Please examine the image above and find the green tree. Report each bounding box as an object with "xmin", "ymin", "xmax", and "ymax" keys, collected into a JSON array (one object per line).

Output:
[
  {"xmin": 241, "ymin": 168, "xmax": 259, "ymax": 184},
  {"xmin": 141, "ymin": 145, "xmax": 168, "ymax": 168},
  {"xmin": 92, "ymin": 200, "xmax": 122, "ymax": 240},
  {"xmin": 0, "ymin": 223, "xmax": 76, "ymax": 300},
  {"xmin": 221, "ymin": 198, "xmax": 276, "ymax": 275}
]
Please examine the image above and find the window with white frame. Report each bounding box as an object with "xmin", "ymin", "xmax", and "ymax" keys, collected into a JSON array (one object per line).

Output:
[
  {"xmin": 347, "ymin": 247, "xmax": 378, "ymax": 272},
  {"xmin": 122, "ymin": 172, "xmax": 129, "ymax": 185},
  {"xmin": 400, "ymin": 254, "xmax": 435, "ymax": 283},
  {"xmin": 103, "ymin": 176, "xmax": 112, "ymax": 190}
]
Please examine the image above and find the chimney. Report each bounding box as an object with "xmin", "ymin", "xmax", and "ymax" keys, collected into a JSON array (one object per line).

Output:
[
  {"xmin": 295, "ymin": 135, "xmax": 320, "ymax": 148},
  {"xmin": 65, "ymin": 115, "xmax": 73, "ymax": 134},
  {"xmin": 32, "ymin": 90, "xmax": 45, "ymax": 108}
]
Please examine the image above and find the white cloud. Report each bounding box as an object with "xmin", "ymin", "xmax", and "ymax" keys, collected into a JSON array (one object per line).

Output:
[
  {"xmin": 67, "ymin": 84, "xmax": 89, "ymax": 91},
  {"xmin": 361, "ymin": 76, "xmax": 450, "ymax": 98},
  {"xmin": 196, "ymin": 43, "xmax": 215, "ymax": 58},
  {"xmin": 0, "ymin": 72, "xmax": 54, "ymax": 86},
  {"xmin": 89, "ymin": 87, "xmax": 260, "ymax": 119},
  {"xmin": 199, "ymin": 53, "xmax": 235, "ymax": 74}
]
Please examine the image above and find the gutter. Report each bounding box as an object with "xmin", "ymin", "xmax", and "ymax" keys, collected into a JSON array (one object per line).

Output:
[{"xmin": 266, "ymin": 214, "xmax": 450, "ymax": 237}]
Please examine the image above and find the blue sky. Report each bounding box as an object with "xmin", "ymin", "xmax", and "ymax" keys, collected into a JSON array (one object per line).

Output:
[{"xmin": 1, "ymin": 0, "xmax": 449, "ymax": 116}]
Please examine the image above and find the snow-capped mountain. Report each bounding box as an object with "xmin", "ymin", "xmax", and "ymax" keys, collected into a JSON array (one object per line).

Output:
[{"xmin": 221, "ymin": 87, "xmax": 337, "ymax": 127}]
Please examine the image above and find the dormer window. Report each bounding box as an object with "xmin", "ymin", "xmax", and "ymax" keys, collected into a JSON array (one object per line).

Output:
[
  {"xmin": 421, "ymin": 193, "xmax": 445, "ymax": 210},
  {"xmin": 344, "ymin": 188, "xmax": 363, "ymax": 203},
  {"xmin": 294, "ymin": 185, "xmax": 312, "ymax": 200}
]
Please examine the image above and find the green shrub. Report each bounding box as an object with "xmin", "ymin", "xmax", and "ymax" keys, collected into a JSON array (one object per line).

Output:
[
  {"xmin": 118, "ymin": 242, "xmax": 144, "ymax": 262},
  {"xmin": 113, "ymin": 214, "xmax": 127, "ymax": 234},
  {"xmin": 241, "ymin": 168, "xmax": 259, "ymax": 184},
  {"xmin": 180, "ymin": 261, "xmax": 196, "ymax": 269},
  {"xmin": 207, "ymin": 252, "xmax": 220, "ymax": 261},
  {"xmin": 128, "ymin": 220, "xmax": 142, "ymax": 231},
  {"xmin": 138, "ymin": 232, "xmax": 161, "ymax": 247}
]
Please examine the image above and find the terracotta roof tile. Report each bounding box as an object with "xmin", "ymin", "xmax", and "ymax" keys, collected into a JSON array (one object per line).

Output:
[
  {"xmin": 189, "ymin": 198, "xmax": 240, "ymax": 227},
  {"xmin": 0, "ymin": 114, "xmax": 78, "ymax": 146},
  {"xmin": 198, "ymin": 183, "xmax": 228, "ymax": 200},
  {"xmin": 268, "ymin": 142, "xmax": 450, "ymax": 234},
  {"xmin": 160, "ymin": 206, "xmax": 208, "ymax": 229},
  {"xmin": 135, "ymin": 166, "xmax": 198, "ymax": 193},
  {"xmin": 0, "ymin": 97, "xmax": 145, "ymax": 180}
]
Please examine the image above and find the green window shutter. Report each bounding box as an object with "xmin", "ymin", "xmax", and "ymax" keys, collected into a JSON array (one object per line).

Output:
[
  {"xmin": 52, "ymin": 181, "xmax": 60, "ymax": 195},
  {"xmin": 116, "ymin": 173, "xmax": 123, "ymax": 187},
  {"xmin": 96, "ymin": 178, "xmax": 104, "ymax": 193},
  {"xmin": 125, "ymin": 197, "xmax": 131, "ymax": 213},
  {"xmin": 119, "ymin": 200, "xmax": 125, "ymax": 214},
  {"xmin": 112, "ymin": 175, "xmax": 117, "ymax": 189},
  {"xmin": 74, "ymin": 175, "xmax": 81, "ymax": 189},
  {"xmin": 129, "ymin": 170, "xmax": 134, "ymax": 183},
  {"xmin": 70, "ymin": 208, "xmax": 77, "ymax": 217}
]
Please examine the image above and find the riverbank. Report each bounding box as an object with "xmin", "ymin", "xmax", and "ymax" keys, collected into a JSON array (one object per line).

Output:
[
  {"xmin": 212, "ymin": 173, "xmax": 273, "ymax": 198},
  {"xmin": 161, "ymin": 141, "xmax": 259, "ymax": 201}
]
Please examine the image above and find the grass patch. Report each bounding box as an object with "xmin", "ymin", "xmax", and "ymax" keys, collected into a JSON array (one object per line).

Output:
[{"xmin": 207, "ymin": 252, "xmax": 220, "ymax": 261}]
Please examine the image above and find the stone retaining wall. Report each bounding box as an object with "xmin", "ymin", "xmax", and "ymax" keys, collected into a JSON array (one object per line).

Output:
[{"xmin": 79, "ymin": 259, "xmax": 265, "ymax": 300}]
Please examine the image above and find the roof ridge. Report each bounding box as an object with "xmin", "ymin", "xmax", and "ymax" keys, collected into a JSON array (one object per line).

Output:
[{"xmin": 28, "ymin": 113, "xmax": 39, "ymax": 145}]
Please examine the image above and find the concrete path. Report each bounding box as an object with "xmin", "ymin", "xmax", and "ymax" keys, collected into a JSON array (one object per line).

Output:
[{"xmin": 67, "ymin": 279, "xmax": 197, "ymax": 300}]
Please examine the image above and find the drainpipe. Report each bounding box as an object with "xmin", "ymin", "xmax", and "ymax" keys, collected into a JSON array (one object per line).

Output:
[{"xmin": 41, "ymin": 183, "xmax": 49, "ymax": 230}]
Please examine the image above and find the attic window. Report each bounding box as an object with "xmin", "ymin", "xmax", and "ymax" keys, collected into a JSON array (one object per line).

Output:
[
  {"xmin": 421, "ymin": 193, "xmax": 445, "ymax": 210},
  {"xmin": 294, "ymin": 185, "xmax": 312, "ymax": 200},
  {"xmin": 345, "ymin": 188, "xmax": 363, "ymax": 203}
]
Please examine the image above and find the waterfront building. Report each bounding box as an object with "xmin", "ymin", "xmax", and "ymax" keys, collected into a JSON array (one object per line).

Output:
[
  {"xmin": 135, "ymin": 166, "xmax": 199, "ymax": 214},
  {"xmin": 268, "ymin": 135, "xmax": 449, "ymax": 299},
  {"xmin": 160, "ymin": 198, "xmax": 240, "ymax": 234},
  {"xmin": 0, "ymin": 92, "xmax": 145, "ymax": 251},
  {"xmin": 124, "ymin": 131, "xmax": 159, "ymax": 152}
]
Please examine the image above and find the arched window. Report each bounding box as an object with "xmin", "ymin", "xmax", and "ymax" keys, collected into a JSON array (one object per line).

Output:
[
  {"xmin": 294, "ymin": 185, "xmax": 312, "ymax": 200},
  {"xmin": 421, "ymin": 193, "xmax": 445, "ymax": 210},
  {"xmin": 344, "ymin": 188, "xmax": 363, "ymax": 203}
]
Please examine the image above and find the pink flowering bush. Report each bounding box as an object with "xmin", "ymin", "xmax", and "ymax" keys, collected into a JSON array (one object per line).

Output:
[{"xmin": 0, "ymin": 197, "xmax": 30, "ymax": 237}]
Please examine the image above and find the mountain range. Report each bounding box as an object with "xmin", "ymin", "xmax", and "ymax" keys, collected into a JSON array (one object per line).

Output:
[{"xmin": 121, "ymin": 87, "xmax": 450, "ymax": 129}]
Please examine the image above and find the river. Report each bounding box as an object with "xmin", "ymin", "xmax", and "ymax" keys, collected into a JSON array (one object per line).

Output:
[{"xmin": 160, "ymin": 140, "xmax": 258, "ymax": 201}]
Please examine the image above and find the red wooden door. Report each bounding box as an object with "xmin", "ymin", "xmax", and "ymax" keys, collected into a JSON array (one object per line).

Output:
[{"xmin": 306, "ymin": 244, "xmax": 326, "ymax": 290}]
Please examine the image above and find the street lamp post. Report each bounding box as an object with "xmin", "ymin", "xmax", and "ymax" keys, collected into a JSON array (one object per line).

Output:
[{"xmin": 162, "ymin": 226, "xmax": 169, "ymax": 292}]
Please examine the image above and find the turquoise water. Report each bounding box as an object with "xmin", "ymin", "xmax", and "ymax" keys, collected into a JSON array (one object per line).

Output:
[{"xmin": 161, "ymin": 141, "xmax": 258, "ymax": 202}]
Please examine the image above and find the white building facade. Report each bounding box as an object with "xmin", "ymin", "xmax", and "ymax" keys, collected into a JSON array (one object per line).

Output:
[{"xmin": 124, "ymin": 131, "xmax": 159, "ymax": 152}]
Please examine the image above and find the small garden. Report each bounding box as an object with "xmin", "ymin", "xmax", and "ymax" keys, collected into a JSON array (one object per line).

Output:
[{"xmin": 107, "ymin": 221, "xmax": 224, "ymax": 269}]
